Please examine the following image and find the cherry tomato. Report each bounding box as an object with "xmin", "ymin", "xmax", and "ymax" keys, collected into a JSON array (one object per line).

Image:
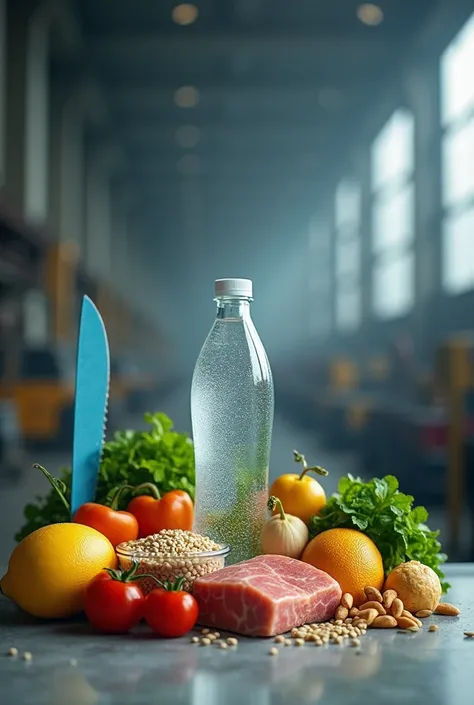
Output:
[
  {"xmin": 84, "ymin": 567, "xmax": 144, "ymax": 634},
  {"xmin": 74, "ymin": 502, "xmax": 139, "ymax": 548},
  {"xmin": 144, "ymin": 583, "xmax": 199, "ymax": 638},
  {"xmin": 128, "ymin": 488, "xmax": 193, "ymax": 538}
]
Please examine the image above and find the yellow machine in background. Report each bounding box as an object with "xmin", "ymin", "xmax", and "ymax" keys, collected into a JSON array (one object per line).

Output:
[
  {"xmin": 0, "ymin": 242, "xmax": 78, "ymax": 446},
  {"xmin": 0, "ymin": 345, "xmax": 75, "ymax": 446}
]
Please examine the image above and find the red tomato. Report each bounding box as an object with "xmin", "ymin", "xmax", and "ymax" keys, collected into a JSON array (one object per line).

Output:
[
  {"xmin": 144, "ymin": 588, "xmax": 199, "ymax": 638},
  {"xmin": 84, "ymin": 570, "xmax": 144, "ymax": 634},
  {"xmin": 74, "ymin": 502, "xmax": 139, "ymax": 547}
]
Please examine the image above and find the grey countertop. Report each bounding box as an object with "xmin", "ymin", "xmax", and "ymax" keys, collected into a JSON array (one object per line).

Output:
[{"xmin": 1, "ymin": 563, "xmax": 474, "ymax": 705}]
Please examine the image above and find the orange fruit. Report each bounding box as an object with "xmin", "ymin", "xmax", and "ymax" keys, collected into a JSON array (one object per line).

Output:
[{"xmin": 301, "ymin": 528, "xmax": 384, "ymax": 606}]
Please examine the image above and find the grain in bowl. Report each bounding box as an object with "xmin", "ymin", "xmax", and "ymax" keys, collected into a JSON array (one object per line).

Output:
[{"xmin": 116, "ymin": 529, "xmax": 230, "ymax": 594}]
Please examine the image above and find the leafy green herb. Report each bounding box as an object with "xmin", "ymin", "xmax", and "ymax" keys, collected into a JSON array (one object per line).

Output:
[
  {"xmin": 308, "ymin": 474, "xmax": 449, "ymax": 592},
  {"xmin": 16, "ymin": 412, "xmax": 195, "ymax": 542}
]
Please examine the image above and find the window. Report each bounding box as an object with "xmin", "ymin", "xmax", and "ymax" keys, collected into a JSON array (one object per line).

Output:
[
  {"xmin": 334, "ymin": 179, "xmax": 362, "ymax": 332},
  {"xmin": 308, "ymin": 214, "xmax": 332, "ymax": 338},
  {"xmin": 371, "ymin": 108, "xmax": 415, "ymax": 319},
  {"xmin": 441, "ymin": 12, "xmax": 474, "ymax": 294}
]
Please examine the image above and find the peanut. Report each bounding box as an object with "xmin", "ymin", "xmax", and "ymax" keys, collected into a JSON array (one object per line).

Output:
[
  {"xmin": 349, "ymin": 607, "xmax": 359, "ymax": 618},
  {"xmin": 359, "ymin": 601, "xmax": 386, "ymax": 615},
  {"xmin": 402, "ymin": 610, "xmax": 422, "ymax": 627},
  {"xmin": 415, "ymin": 610, "xmax": 433, "ymax": 618},
  {"xmin": 428, "ymin": 625, "xmax": 439, "ymax": 632},
  {"xmin": 397, "ymin": 616, "xmax": 419, "ymax": 630},
  {"xmin": 434, "ymin": 602, "xmax": 460, "ymax": 617},
  {"xmin": 391, "ymin": 598, "xmax": 404, "ymax": 618},
  {"xmin": 364, "ymin": 586, "xmax": 383, "ymax": 603},
  {"xmin": 371, "ymin": 615, "xmax": 398, "ymax": 629},
  {"xmin": 341, "ymin": 593, "xmax": 354, "ymax": 610},
  {"xmin": 382, "ymin": 589, "xmax": 398, "ymax": 610},
  {"xmin": 357, "ymin": 608, "xmax": 379, "ymax": 626},
  {"xmin": 335, "ymin": 606, "xmax": 349, "ymax": 621}
]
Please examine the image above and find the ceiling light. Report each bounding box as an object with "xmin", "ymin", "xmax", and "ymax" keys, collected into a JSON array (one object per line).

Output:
[
  {"xmin": 177, "ymin": 154, "xmax": 201, "ymax": 176},
  {"xmin": 172, "ymin": 4, "xmax": 199, "ymax": 26},
  {"xmin": 356, "ymin": 4, "xmax": 384, "ymax": 26},
  {"xmin": 176, "ymin": 125, "xmax": 201, "ymax": 148},
  {"xmin": 174, "ymin": 86, "xmax": 200, "ymax": 108}
]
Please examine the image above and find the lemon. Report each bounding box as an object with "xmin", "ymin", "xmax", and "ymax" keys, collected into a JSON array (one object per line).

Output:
[{"xmin": 0, "ymin": 523, "xmax": 117, "ymax": 619}]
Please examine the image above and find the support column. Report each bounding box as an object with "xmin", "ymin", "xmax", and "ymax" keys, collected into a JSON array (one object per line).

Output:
[
  {"xmin": 5, "ymin": 1, "xmax": 50, "ymax": 224},
  {"xmin": 405, "ymin": 61, "xmax": 442, "ymax": 361},
  {"xmin": 85, "ymin": 148, "xmax": 113, "ymax": 281},
  {"xmin": 49, "ymin": 83, "xmax": 87, "ymax": 250},
  {"xmin": 0, "ymin": 0, "xmax": 6, "ymax": 185}
]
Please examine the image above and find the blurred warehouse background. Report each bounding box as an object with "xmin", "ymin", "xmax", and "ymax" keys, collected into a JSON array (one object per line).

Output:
[{"xmin": 1, "ymin": 0, "xmax": 474, "ymax": 563}]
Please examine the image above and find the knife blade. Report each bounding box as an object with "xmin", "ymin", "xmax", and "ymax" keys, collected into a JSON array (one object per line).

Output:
[{"xmin": 71, "ymin": 295, "xmax": 110, "ymax": 515}]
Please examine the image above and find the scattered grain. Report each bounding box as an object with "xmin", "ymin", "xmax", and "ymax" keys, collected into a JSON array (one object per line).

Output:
[
  {"xmin": 274, "ymin": 636, "xmax": 285, "ymax": 644},
  {"xmin": 295, "ymin": 638, "xmax": 305, "ymax": 647},
  {"xmin": 201, "ymin": 628, "xmax": 210, "ymax": 635},
  {"xmin": 350, "ymin": 638, "xmax": 360, "ymax": 647},
  {"xmin": 415, "ymin": 610, "xmax": 432, "ymax": 618},
  {"xmin": 22, "ymin": 652, "xmax": 32, "ymax": 662},
  {"xmin": 69, "ymin": 659, "xmax": 78, "ymax": 667},
  {"xmin": 227, "ymin": 638, "xmax": 238, "ymax": 646},
  {"xmin": 191, "ymin": 636, "xmax": 200, "ymax": 643},
  {"xmin": 219, "ymin": 642, "xmax": 228, "ymax": 650},
  {"xmin": 201, "ymin": 638, "xmax": 211, "ymax": 646},
  {"xmin": 269, "ymin": 647, "xmax": 279, "ymax": 656},
  {"xmin": 7, "ymin": 648, "xmax": 18, "ymax": 657},
  {"xmin": 428, "ymin": 625, "xmax": 439, "ymax": 633},
  {"xmin": 463, "ymin": 632, "xmax": 474, "ymax": 638}
]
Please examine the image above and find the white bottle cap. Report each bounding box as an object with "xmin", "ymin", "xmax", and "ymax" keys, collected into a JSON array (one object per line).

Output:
[{"xmin": 214, "ymin": 278, "xmax": 253, "ymax": 298}]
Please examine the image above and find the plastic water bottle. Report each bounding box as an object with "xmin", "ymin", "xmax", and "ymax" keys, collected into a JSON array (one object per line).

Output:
[{"xmin": 191, "ymin": 278, "xmax": 274, "ymax": 564}]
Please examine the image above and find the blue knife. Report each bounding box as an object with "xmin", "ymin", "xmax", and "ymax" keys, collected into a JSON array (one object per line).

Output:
[{"xmin": 71, "ymin": 295, "xmax": 110, "ymax": 515}]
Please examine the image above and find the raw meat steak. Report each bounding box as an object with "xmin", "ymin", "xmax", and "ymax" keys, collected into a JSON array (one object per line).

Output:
[{"xmin": 193, "ymin": 554, "xmax": 342, "ymax": 637}]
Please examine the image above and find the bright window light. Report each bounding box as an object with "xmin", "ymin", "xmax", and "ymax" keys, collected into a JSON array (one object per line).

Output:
[
  {"xmin": 440, "ymin": 12, "xmax": 474, "ymax": 126},
  {"xmin": 373, "ymin": 252, "xmax": 414, "ymax": 319},
  {"xmin": 442, "ymin": 207, "xmax": 474, "ymax": 294},
  {"xmin": 371, "ymin": 109, "xmax": 415, "ymax": 192}
]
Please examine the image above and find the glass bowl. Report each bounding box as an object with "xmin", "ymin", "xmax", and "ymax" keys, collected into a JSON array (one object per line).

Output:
[{"xmin": 116, "ymin": 542, "xmax": 231, "ymax": 594}]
